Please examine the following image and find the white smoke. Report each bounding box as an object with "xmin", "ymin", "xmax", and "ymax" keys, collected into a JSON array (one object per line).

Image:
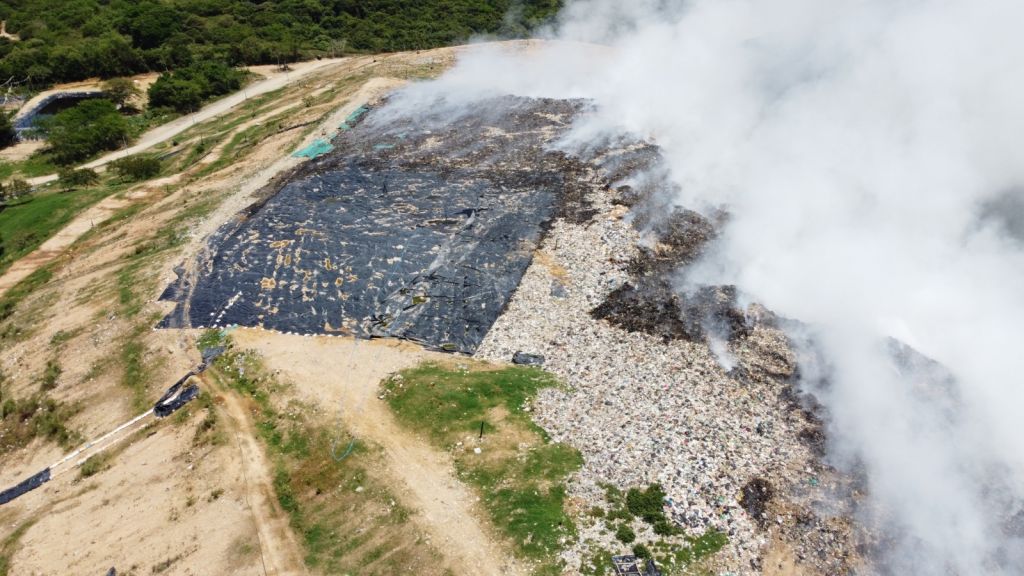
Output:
[{"xmin": 389, "ymin": 0, "xmax": 1024, "ymax": 572}]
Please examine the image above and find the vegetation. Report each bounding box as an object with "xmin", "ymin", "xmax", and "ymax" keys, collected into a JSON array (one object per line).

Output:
[
  {"xmin": 0, "ymin": 112, "xmax": 15, "ymax": 149},
  {"xmin": 0, "ymin": 155, "xmax": 57, "ymax": 181},
  {"xmin": 382, "ymin": 363, "xmax": 582, "ymax": 574},
  {"xmin": 57, "ymin": 167, "xmax": 99, "ymax": 190},
  {"xmin": 79, "ymin": 451, "xmax": 111, "ymax": 478},
  {"xmin": 0, "ymin": 377, "xmax": 80, "ymax": 454},
  {"xmin": 0, "ymin": 1, "xmax": 562, "ymax": 87},
  {"xmin": 0, "ymin": 183, "xmax": 107, "ymax": 276},
  {"xmin": 110, "ymin": 155, "xmax": 161, "ymax": 181},
  {"xmin": 203, "ymin": 336, "xmax": 445, "ymax": 574},
  {"xmin": 38, "ymin": 358, "xmax": 61, "ymax": 390},
  {"xmin": 147, "ymin": 61, "xmax": 246, "ymax": 113},
  {"xmin": 0, "ymin": 178, "xmax": 31, "ymax": 202},
  {"xmin": 578, "ymin": 484, "xmax": 728, "ymax": 575},
  {"xmin": 0, "ymin": 520, "xmax": 35, "ymax": 576},
  {"xmin": 43, "ymin": 99, "xmax": 129, "ymax": 165},
  {"xmin": 101, "ymin": 77, "xmax": 141, "ymax": 108},
  {"xmin": 0, "ymin": 265, "xmax": 51, "ymax": 324}
]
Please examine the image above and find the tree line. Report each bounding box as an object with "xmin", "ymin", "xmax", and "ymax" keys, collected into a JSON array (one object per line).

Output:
[{"xmin": 0, "ymin": 0, "xmax": 561, "ymax": 88}]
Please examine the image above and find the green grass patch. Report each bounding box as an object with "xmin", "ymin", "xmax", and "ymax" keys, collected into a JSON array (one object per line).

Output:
[
  {"xmin": 382, "ymin": 363, "xmax": 582, "ymax": 574},
  {"xmin": 0, "ymin": 383, "xmax": 80, "ymax": 454},
  {"xmin": 0, "ymin": 264, "xmax": 53, "ymax": 327},
  {"xmin": 0, "ymin": 186, "xmax": 108, "ymax": 275},
  {"xmin": 0, "ymin": 153, "xmax": 58, "ymax": 180}
]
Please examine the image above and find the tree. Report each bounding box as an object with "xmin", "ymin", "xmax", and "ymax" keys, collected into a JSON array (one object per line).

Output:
[
  {"xmin": 102, "ymin": 77, "xmax": 141, "ymax": 108},
  {"xmin": 147, "ymin": 75, "xmax": 201, "ymax": 112},
  {"xmin": 0, "ymin": 111, "xmax": 15, "ymax": 149},
  {"xmin": 43, "ymin": 99, "xmax": 129, "ymax": 165},
  {"xmin": 6, "ymin": 179, "xmax": 31, "ymax": 199},
  {"xmin": 147, "ymin": 61, "xmax": 244, "ymax": 113},
  {"xmin": 110, "ymin": 155, "xmax": 161, "ymax": 181},
  {"xmin": 58, "ymin": 168, "xmax": 99, "ymax": 191}
]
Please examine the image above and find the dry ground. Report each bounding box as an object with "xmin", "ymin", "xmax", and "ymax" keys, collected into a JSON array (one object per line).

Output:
[{"xmin": 232, "ymin": 329, "xmax": 524, "ymax": 576}]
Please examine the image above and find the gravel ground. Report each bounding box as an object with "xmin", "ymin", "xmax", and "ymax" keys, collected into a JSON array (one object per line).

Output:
[{"xmin": 475, "ymin": 160, "xmax": 859, "ymax": 574}]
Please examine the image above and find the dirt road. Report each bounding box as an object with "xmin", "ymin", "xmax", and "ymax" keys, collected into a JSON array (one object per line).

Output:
[
  {"xmin": 232, "ymin": 329, "xmax": 524, "ymax": 576},
  {"xmin": 216, "ymin": 381, "xmax": 309, "ymax": 575},
  {"xmin": 26, "ymin": 58, "xmax": 346, "ymax": 186}
]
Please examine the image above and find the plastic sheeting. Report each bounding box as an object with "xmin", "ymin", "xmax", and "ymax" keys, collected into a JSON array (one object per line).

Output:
[
  {"xmin": 292, "ymin": 138, "xmax": 334, "ymax": 159},
  {"xmin": 0, "ymin": 468, "xmax": 51, "ymax": 506},
  {"xmin": 339, "ymin": 105, "xmax": 369, "ymax": 130},
  {"xmin": 154, "ymin": 373, "xmax": 201, "ymax": 419},
  {"xmin": 612, "ymin": 556, "xmax": 662, "ymax": 576},
  {"xmin": 154, "ymin": 384, "xmax": 200, "ymax": 418},
  {"xmin": 160, "ymin": 97, "xmax": 593, "ymax": 353}
]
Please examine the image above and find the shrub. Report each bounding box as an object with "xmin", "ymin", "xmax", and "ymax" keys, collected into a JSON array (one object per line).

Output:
[
  {"xmin": 148, "ymin": 61, "xmax": 244, "ymax": 113},
  {"xmin": 615, "ymin": 523, "xmax": 636, "ymax": 544},
  {"xmin": 4, "ymin": 179, "xmax": 32, "ymax": 200},
  {"xmin": 39, "ymin": 359, "xmax": 61, "ymax": 391},
  {"xmin": 79, "ymin": 453, "xmax": 110, "ymax": 477},
  {"xmin": 0, "ymin": 111, "xmax": 16, "ymax": 149},
  {"xmin": 626, "ymin": 483, "xmax": 668, "ymax": 524},
  {"xmin": 43, "ymin": 99, "xmax": 130, "ymax": 165},
  {"xmin": 147, "ymin": 76, "xmax": 202, "ymax": 113},
  {"xmin": 110, "ymin": 155, "xmax": 161, "ymax": 181},
  {"xmin": 632, "ymin": 543, "xmax": 652, "ymax": 559},
  {"xmin": 58, "ymin": 168, "xmax": 99, "ymax": 190},
  {"xmin": 101, "ymin": 77, "xmax": 141, "ymax": 108}
]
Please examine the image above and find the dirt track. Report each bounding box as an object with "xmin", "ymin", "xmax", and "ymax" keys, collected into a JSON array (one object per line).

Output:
[
  {"xmin": 232, "ymin": 329, "xmax": 524, "ymax": 576},
  {"xmin": 216, "ymin": 381, "xmax": 308, "ymax": 575}
]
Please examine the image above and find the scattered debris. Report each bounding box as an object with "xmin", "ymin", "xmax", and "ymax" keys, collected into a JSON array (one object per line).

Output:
[{"xmin": 512, "ymin": 351, "xmax": 545, "ymax": 366}]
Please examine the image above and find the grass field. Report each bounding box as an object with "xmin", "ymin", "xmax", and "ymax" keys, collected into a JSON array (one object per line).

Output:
[
  {"xmin": 0, "ymin": 154, "xmax": 58, "ymax": 181},
  {"xmin": 0, "ymin": 186, "xmax": 109, "ymax": 275},
  {"xmin": 382, "ymin": 363, "xmax": 582, "ymax": 575}
]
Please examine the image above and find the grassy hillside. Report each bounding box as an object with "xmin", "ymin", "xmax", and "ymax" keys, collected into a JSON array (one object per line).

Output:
[{"xmin": 0, "ymin": 0, "xmax": 561, "ymax": 87}]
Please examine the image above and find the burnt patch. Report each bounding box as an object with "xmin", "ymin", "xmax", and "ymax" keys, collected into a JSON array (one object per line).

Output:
[
  {"xmin": 741, "ymin": 477, "xmax": 776, "ymax": 528},
  {"xmin": 591, "ymin": 279, "xmax": 751, "ymax": 345},
  {"xmin": 592, "ymin": 280, "xmax": 692, "ymax": 342}
]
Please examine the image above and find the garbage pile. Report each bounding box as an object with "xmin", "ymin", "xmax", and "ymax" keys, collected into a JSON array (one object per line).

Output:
[{"xmin": 475, "ymin": 148, "xmax": 860, "ymax": 573}]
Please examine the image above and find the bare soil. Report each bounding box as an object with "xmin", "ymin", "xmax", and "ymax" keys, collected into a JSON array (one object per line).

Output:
[{"xmin": 232, "ymin": 329, "xmax": 524, "ymax": 576}]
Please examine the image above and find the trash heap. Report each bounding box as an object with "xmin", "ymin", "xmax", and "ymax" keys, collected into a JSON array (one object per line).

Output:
[{"xmin": 475, "ymin": 145, "xmax": 860, "ymax": 573}]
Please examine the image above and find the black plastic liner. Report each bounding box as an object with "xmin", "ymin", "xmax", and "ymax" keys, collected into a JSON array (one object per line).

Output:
[
  {"xmin": 160, "ymin": 97, "xmax": 593, "ymax": 354},
  {"xmin": 154, "ymin": 378, "xmax": 200, "ymax": 419},
  {"xmin": 0, "ymin": 468, "xmax": 51, "ymax": 506}
]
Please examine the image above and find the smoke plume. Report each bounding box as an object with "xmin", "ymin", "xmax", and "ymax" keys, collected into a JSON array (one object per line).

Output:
[{"xmin": 390, "ymin": 1, "xmax": 1024, "ymax": 573}]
